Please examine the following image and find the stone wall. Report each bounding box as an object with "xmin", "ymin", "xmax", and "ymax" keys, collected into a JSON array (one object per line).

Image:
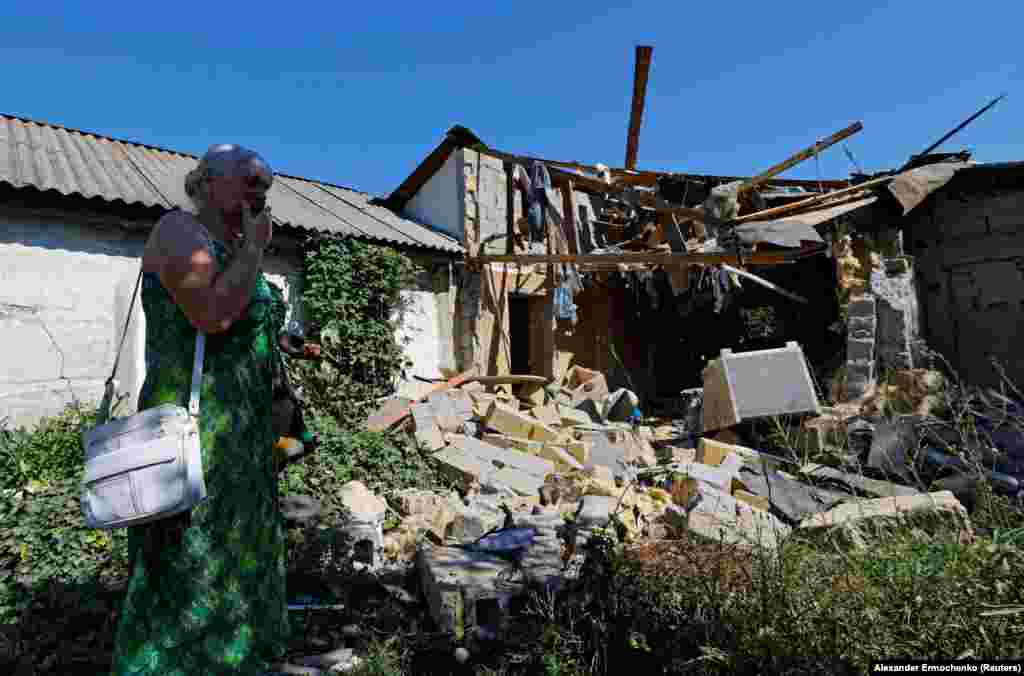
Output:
[{"xmin": 842, "ymin": 224, "xmax": 925, "ymax": 399}]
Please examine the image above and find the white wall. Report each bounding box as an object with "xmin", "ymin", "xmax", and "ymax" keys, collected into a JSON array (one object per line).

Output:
[
  {"xmin": 403, "ymin": 151, "xmax": 463, "ymax": 240},
  {"xmin": 0, "ymin": 209, "xmax": 303, "ymax": 431},
  {"xmin": 391, "ymin": 264, "xmax": 456, "ymax": 400}
]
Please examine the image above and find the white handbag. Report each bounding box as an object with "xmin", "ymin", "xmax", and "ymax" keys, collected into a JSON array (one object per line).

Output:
[{"xmin": 80, "ymin": 267, "xmax": 209, "ymax": 530}]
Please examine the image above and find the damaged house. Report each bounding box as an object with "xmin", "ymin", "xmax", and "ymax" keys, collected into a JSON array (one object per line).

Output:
[
  {"xmin": 0, "ymin": 113, "xmax": 462, "ymax": 430},
  {"xmin": 381, "ymin": 124, "xmax": 875, "ymax": 412}
]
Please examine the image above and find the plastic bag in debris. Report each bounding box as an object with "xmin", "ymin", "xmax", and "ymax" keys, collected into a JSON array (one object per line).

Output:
[{"xmin": 554, "ymin": 285, "xmax": 577, "ymax": 322}]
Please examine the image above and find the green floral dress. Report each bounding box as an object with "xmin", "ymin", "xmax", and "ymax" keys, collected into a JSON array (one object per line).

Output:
[{"xmin": 109, "ymin": 224, "xmax": 291, "ymax": 676}]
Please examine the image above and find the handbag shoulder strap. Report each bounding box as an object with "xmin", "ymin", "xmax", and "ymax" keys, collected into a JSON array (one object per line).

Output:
[{"xmin": 108, "ymin": 265, "xmax": 206, "ymax": 419}]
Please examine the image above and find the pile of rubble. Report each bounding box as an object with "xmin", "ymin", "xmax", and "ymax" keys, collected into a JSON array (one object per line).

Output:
[{"xmin": 346, "ymin": 343, "xmax": 994, "ymax": 639}]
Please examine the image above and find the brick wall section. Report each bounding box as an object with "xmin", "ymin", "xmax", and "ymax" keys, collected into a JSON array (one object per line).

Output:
[
  {"xmin": 905, "ymin": 186, "xmax": 1024, "ymax": 387},
  {"xmin": 845, "ymin": 295, "xmax": 877, "ymax": 398}
]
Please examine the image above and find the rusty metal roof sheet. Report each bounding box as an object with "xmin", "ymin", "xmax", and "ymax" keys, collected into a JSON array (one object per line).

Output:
[{"xmin": 0, "ymin": 114, "xmax": 461, "ymax": 253}]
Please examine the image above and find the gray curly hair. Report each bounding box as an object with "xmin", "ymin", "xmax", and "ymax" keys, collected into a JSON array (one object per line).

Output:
[{"xmin": 184, "ymin": 144, "xmax": 273, "ymax": 209}]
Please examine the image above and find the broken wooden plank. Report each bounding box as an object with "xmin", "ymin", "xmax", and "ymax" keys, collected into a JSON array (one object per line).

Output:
[
  {"xmin": 741, "ymin": 122, "xmax": 863, "ymax": 192},
  {"xmin": 732, "ymin": 176, "xmax": 892, "ymax": 224},
  {"xmin": 720, "ymin": 264, "xmax": 809, "ymax": 304},
  {"xmin": 471, "ymin": 251, "xmax": 795, "ymax": 267},
  {"xmin": 470, "ymin": 375, "xmax": 550, "ymax": 386},
  {"xmin": 367, "ymin": 369, "xmax": 477, "ymax": 432}
]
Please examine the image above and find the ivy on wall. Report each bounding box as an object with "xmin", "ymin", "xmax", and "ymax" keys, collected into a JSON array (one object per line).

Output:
[{"xmin": 288, "ymin": 235, "xmax": 421, "ymax": 428}]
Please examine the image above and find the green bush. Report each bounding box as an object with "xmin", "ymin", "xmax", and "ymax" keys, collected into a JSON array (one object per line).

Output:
[
  {"xmin": 0, "ymin": 473, "xmax": 131, "ymax": 625},
  {"xmin": 292, "ymin": 235, "xmax": 419, "ymax": 428},
  {"xmin": 0, "ymin": 401, "xmax": 97, "ymax": 491},
  {"xmin": 283, "ymin": 414, "xmax": 453, "ymax": 512}
]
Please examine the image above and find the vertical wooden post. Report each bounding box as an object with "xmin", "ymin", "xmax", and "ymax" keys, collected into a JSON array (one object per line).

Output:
[
  {"xmin": 505, "ymin": 163, "xmax": 515, "ymax": 256},
  {"xmin": 561, "ymin": 182, "xmax": 578, "ymax": 254},
  {"xmin": 542, "ymin": 205, "xmax": 557, "ymax": 380}
]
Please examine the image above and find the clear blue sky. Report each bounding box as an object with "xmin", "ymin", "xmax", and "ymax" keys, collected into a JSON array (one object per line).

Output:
[{"xmin": 3, "ymin": 1, "xmax": 1019, "ymax": 197}]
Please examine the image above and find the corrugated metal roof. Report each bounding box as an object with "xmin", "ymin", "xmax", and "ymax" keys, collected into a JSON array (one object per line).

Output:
[{"xmin": 0, "ymin": 114, "xmax": 462, "ymax": 253}]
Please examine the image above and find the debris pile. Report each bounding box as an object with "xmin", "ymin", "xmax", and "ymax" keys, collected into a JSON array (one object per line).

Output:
[{"xmin": 353, "ymin": 339, "xmax": 988, "ymax": 639}]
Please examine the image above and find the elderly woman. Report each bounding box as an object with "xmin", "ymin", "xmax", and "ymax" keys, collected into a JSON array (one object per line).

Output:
[{"xmin": 109, "ymin": 144, "xmax": 295, "ymax": 676}]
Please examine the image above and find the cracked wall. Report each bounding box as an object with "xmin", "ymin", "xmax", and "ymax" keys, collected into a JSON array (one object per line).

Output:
[
  {"xmin": 1, "ymin": 209, "xmax": 457, "ymax": 429},
  {"xmin": 0, "ymin": 210, "xmax": 306, "ymax": 430}
]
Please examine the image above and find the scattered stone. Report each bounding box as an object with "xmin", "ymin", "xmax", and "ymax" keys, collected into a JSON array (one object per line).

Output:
[
  {"xmin": 411, "ymin": 403, "xmax": 445, "ymax": 451},
  {"xmin": 417, "ymin": 545, "xmax": 522, "ymax": 640},
  {"xmin": 798, "ymin": 490, "xmax": 968, "ymax": 531},
  {"xmin": 394, "ymin": 488, "xmax": 455, "ymax": 517},
  {"xmin": 337, "ymin": 481, "xmax": 388, "ymax": 569},
  {"xmin": 678, "ymin": 482, "xmax": 792, "ymax": 549},
  {"xmin": 576, "ymin": 495, "xmax": 617, "ymax": 530},
  {"xmin": 531, "ymin": 404, "xmax": 561, "ymax": 428},
  {"xmin": 454, "ymin": 647, "xmax": 471, "ymax": 664},
  {"xmin": 485, "ymin": 401, "xmax": 559, "ymax": 442},
  {"xmin": 738, "ymin": 467, "xmax": 850, "ymax": 524},
  {"xmin": 734, "ymin": 489, "xmax": 770, "ymax": 512},
  {"xmin": 800, "ymin": 463, "xmax": 921, "ymax": 498},
  {"xmin": 432, "ymin": 445, "xmax": 492, "ymax": 487},
  {"xmin": 449, "ymin": 434, "xmax": 555, "ymax": 479},
  {"xmin": 565, "ymin": 366, "xmax": 609, "ymax": 410},
  {"xmin": 558, "ymin": 405, "xmax": 593, "ymax": 427},
  {"xmin": 537, "ymin": 444, "xmax": 583, "ymax": 472}
]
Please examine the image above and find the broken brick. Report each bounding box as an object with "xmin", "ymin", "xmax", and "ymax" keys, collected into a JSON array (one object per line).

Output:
[{"xmin": 485, "ymin": 401, "xmax": 559, "ymax": 442}]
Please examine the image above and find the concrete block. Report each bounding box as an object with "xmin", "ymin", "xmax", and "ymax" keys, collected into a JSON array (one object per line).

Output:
[
  {"xmin": 485, "ymin": 401, "xmax": 559, "ymax": 442},
  {"xmin": 337, "ymin": 482, "xmax": 388, "ymax": 568},
  {"xmin": 432, "ymin": 446, "xmax": 492, "ymax": 486},
  {"xmin": 696, "ymin": 438, "xmax": 731, "ymax": 466},
  {"xmin": 519, "ymin": 383, "xmax": 547, "ymax": 407},
  {"xmin": 449, "ymin": 434, "xmax": 555, "ymax": 478},
  {"xmin": 578, "ymin": 431, "xmax": 627, "ymax": 477},
  {"xmin": 483, "ymin": 433, "xmax": 544, "ymax": 455},
  {"xmin": 847, "ymin": 296, "xmax": 876, "ymax": 318},
  {"xmin": 557, "ymin": 405, "xmax": 592, "ymax": 427},
  {"xmin": 469, "ymin": 391, "xmax": 497, "ymax": 417},
  {"xmin": 411, "ymin": 403, "xmax": 446, "ymax": 451},
  {"xmin": 485, "ymin": 465, "xmax": 545, "ymax": 497},
  {"xmin": 846, "ymin": 315, "xmax": 876, "ymax": 333},
  {"xmin": 428, "ymin": 391, "xmax": 474, "ymax": 431},
  {"xmin": 448, "ymin": 499, "xmax": 505, "ymax": 541},
  {"xmin": 565, "ymin": 440, "xmax": 591, "ymax": 465},
  {"xmin": 684, "ymin": 483, "xmax": 792, "ymax": 549},
  {"xmin": 418, "ymin": 545, "xmax": 521, "ymax": 639},
  {"xmin": 670, "ymin": 462, "xmax": 736, "ymax": 492},
  {"xmin": 719, "ymin": 452, "xmax": 745, "ymax": 478},
  {"xmin": 565, "ymin": 368, "xmax": 609, "ymax": 409},
  {"xmin": 798, "ymin": 491, "xmax": 967, "ymax": 530},
  {"xmin": 531, "ymin": 404, "xmax": 561, "ymax": 428},
  {"xmin": 734, "ymin": 490, "xmax": 770, "ymax": 511},
  {"xmin": 847, "ymin": 337, "xmax": 875, "ymax": 363},
  {"xmin": 538, "ymin": 444, "xmax": 583, "ymax": 472},
  {"xmin": 577, "ymin": 495, "xmax": 617, "ymax": 529},
  {"xmin": 395, "ymin": 488, "xmax": 457, "ymax": 517},
  {"xmin": 847, "ymin": 359, "xmax": 875, "ymax": 385}
]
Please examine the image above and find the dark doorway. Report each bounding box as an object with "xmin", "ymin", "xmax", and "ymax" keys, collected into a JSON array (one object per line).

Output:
[{"xmin": 509, "ymin": 295, "xmax": 530, "ymax": 374}]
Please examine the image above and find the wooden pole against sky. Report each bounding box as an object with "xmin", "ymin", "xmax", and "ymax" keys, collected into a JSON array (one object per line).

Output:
[{"xmin": 625, "ymin": 45, "xmax": 653, "ymax": 171}]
